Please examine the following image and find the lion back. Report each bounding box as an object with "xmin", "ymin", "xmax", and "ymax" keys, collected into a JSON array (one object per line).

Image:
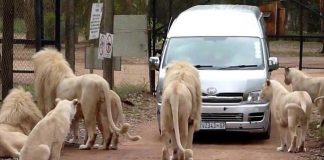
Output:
[
  {"xmin": 0, "ymin": 87, "xmax": 43, "ymax": 135},
  {"xmin": 164, "ymin": 61, "xmax": 202, "ymax": 129}
]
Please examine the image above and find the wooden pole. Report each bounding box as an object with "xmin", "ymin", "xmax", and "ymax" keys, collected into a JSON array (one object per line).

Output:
[{"xmin": 102, "ymin": 0, "xmax": 114, "ymax": 88}]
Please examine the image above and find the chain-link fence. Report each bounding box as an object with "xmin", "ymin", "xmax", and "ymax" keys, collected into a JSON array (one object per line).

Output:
[{"xmin": 0, "ymin": 0, "xmax": 59, "ymax": 99}]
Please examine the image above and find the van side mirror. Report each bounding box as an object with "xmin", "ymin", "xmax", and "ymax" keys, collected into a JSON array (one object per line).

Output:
[
  {"xmin": 269, "ymin": 57, "xmax": 279, "ymax": 71},
  {"xmin": 149, "ymin": 57, "xmax": 160, "ymax": 71}
]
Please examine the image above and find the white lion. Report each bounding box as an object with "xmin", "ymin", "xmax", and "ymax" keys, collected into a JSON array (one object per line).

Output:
[
  {"xmin": 19, "ymin": 99, "xmax": 79, "ymax": 160},
  {"xmin": 0, "ymin": 87, "xmax": 43, "ymax": 158},
  {"xmin": 161, "ymin": 61, "xmax": 201, "ymax": 160},
  {"xmin": 284, "ymin": 67, "xmax": 324, "ymax": 127},
  {"xmin": 32, "ymin": 48, "xmax": 135, "ymax": 150},
  {"xmin": 261, "ymin": 80, "xmax": 312, "ymax": 152}
]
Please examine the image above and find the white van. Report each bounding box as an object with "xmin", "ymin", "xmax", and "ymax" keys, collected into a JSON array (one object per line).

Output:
[{"xmin": 150, "ymin": 5, "xmax": 279, "ymax": 139}]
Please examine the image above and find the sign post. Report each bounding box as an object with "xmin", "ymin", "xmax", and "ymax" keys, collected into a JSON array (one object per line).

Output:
[
  {"xmin": 89, "ymin": 3, "xmax": 103, "ymax": 40},
  {"xmin": 88, "ymin": 2, "xmax": 103, "ymax": 73}
]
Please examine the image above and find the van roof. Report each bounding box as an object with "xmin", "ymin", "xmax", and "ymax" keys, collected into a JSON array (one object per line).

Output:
[{"xmin": 167, "ymin": 5, "xmax": 264, "ymax": 38}]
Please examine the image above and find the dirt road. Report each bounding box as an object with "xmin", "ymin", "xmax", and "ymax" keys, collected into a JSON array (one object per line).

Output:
[
  {"xmin": 61, "ymin": 120, "xmax": 302, "ymax": 160},
  {"xmin": 60, "ymin": 69, "xmax": 315, "ymax": 160}
]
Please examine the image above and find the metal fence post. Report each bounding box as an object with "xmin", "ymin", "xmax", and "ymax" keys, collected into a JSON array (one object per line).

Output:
[
  {"xmin": 65, "ymin": 0, "xmax": 75, "ymax": 72},
  {"xmin": 55, "ymin": 0, "xmax": 61, "ymax": 51},
  {"xmin": 35, "ymin": 0, "xmax": 42, "ymax": 51},
  {"xmin": 298, "ymin": 3, "xmax": 304, "ymax": 70},
  {"xmin": 2, "ymin": 0, "xmax": 14, "ymax": 99}
]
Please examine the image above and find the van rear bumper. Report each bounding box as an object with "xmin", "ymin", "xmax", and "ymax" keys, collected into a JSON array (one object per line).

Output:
[{"xmin": 156, "ymin": 103, "xmax": 270, "ymax": 133}]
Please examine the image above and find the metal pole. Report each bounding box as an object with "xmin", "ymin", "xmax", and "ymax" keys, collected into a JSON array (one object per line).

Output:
[
  {"xmin": 298, "ymin": 3, "xmax": 304, "ymax": 70},
  {"xmin": 55, "ymin": 0, "xmax": 61, "ymax": 51},
  {"xmin": 103, "ymin": 0, "xmax": 114, "ymax": 88},
  {"xmin": 40, "ymin": 0, "xmax": 44, "ymax": 47},
  {"xmin": 152, "ymin": 0, "xmax": 156, "ymax": 56},
  {"xmin": 2, "ymin": 0, "xmax": 14, "ymax": 99},
  {"xmin": 169, "ymin": 0, "xmax": 172, "ymax": 21},
  {"xmin": 35, "ymin": 0, "xmax": 42, "ymax": 51},
  {"xmin": 65, "ymin": 0, "xmax": 75, "ymax": 72},
  {"xmin": 320, "ymin": 0, "xmax": 324, "ymax": 53}
]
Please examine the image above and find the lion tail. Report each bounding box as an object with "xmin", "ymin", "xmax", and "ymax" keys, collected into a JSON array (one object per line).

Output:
[
  {"xmin": 170, "ymin": 84, "xmax": 193, "ymax": 159},
  {"xmin": 102, "ymin": 82, "xmax": 129, "ymax": 134},
  {"xmin": 285, "ymin": 103, "xmax": 306, "ymax": 117},
  {"xmin": 314, "ymin": 96, "xmax": 324, "ymax": 106},
  {"xmin": 109, "ymin": 90, "xmax": 141, "ymax": 141}
]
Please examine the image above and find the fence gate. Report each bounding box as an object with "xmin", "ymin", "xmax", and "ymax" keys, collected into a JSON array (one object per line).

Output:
[{"xmin": 0, "ymin": 0, "xmax": 61, "ymax": 100}]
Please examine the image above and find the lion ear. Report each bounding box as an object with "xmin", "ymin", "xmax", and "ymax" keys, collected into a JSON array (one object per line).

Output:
[
  {"xmin": 266, "ymin": 79, "xmax": 271, "ymax": 86},
  {"xmin": 72, "ymin": 99, "xmax": 79, "ymax": 106},
  {"xmin": 55, "ymin": 98, "xmax": 61, "ymax": 105},
  {"xmin": 285, "ymin": 67, "xmax": 290, "ymax": 73}
]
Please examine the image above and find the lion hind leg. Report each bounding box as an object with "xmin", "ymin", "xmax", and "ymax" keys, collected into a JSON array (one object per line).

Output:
[
  {"xmin": 161, "ymin": 131, "xmax": 171, "ymax": 160},
  {"xmin": 288, "ymin": 115, "xmax": 298, "ymax": 153},
  {"xmin": 79, "ymin": 117, "xmax": 97, "ymax": 150},
  {"xmin": 109, "ymin": 133, "xmax": 119, "ymax": 150}
]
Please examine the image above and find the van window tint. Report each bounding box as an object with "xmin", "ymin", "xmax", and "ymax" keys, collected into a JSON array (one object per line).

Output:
[{"xmin": 163, "ymin": 37, "xmax": 264, "ymax": 70}]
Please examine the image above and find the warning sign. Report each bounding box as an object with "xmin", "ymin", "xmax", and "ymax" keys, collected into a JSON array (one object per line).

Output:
[
  {"xmin": 98, "ymin": 33, "xmax": 113, "ymax": 59},
  {"xmin": 89, "ymin": 3, "xmax": 103, "ymax": 40}
]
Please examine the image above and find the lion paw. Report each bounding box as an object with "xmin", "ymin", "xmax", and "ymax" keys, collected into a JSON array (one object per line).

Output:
[
  {"xmin": 288, "ymin": 147, "xmax": 296, "ymax": 153},
  {"xmin": 109, "ymin": 145, "xmax": 118, "ymax": 150},
  {"xmin": 298, "ymin": 147, "xmax": 306, "ymax": 152},
  {"xmin": 79, "ymin": 144, "xmax": 91, "ymax": 150},
  {"xmin": 276, "ymin": 146, "xmax": 285, "ymax": 152},
  {"xmin": 92, "ymin": 144, "xmax": 100, "ymax": 149},
  {"xmin": 13, "ymin": 152, "xmax": 20, "ymax": 158},
  {"xmin": 317, "ymin": 124, "xmax": 321, "ymax": 129}
]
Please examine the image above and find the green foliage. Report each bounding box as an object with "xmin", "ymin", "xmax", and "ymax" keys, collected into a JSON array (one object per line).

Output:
[
  {"xmin": 44, "ymin": 12, "xmax": 55, "ymax": 40},
  {"xmin": 13, "ymin": 84, "xmax": 35, "ymax": 97},
  {"xmin": 113, "ymin": 83, "xmax": 148, "ymax": 100},
  {"xmin": 0, "ymin": 18, "xmax": 26, "ymax": 33}
]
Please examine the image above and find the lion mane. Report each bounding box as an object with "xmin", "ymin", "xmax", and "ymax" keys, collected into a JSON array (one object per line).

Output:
[
  {"xmin": 0, "ymin": 87, "xmax": 43, "ymax": 135},
  {"xmin": 0, "ymin": 87, "xmax": 43, "ymax": 158},
  {"xmin": 32, "ymin": 48, "xmax": 75, "ymax": 115}
]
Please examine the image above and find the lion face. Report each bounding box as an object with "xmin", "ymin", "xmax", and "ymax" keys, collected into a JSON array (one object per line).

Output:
[
  {"xmin": 260, "ymin": 80, "xmax": 272, "ymax": 101},
  {"xmin": 284, "ymin": 68, "xmax": 292, "ymax": 85}
]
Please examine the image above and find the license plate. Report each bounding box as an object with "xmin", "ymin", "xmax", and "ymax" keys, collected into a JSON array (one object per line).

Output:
[{"xmin": 200, "ymin": 121, "xmax": 226, "ymax": 130}]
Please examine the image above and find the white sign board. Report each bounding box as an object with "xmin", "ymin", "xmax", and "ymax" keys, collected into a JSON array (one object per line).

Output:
[
  {"xmin": 89, "ymin": 3, "xmax": 103, "ymax": 40},
  {"xmin": 113, "ymin": 15, "xmax": 148, "ymax": 57},
  {"xmin": 98, "ymin": 33, "xmax": 113, "ymax": 59}
]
